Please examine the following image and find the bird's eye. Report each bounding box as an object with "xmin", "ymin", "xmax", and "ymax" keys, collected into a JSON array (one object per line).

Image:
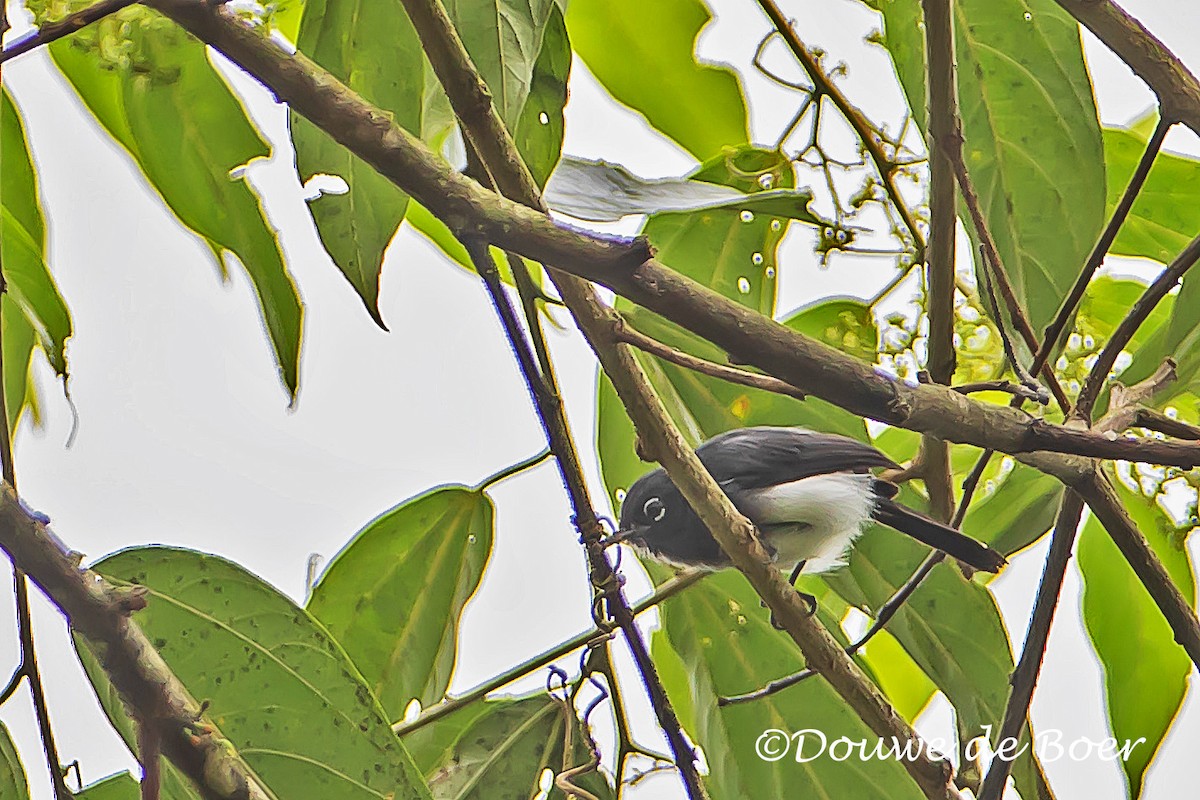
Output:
[{"xmin": 643, "ymin": 497, "xmax": 666, "ymax": 522}]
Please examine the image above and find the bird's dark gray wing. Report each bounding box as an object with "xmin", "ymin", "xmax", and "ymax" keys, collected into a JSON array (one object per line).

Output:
[{"xmin": 697, "ymin": 426, "xmax": 899, "ymax": 491}]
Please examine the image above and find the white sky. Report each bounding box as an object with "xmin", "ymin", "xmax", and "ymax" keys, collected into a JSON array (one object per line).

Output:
[{"xmin": 1, "ymin": 0, "xmax": 1198, "ymax": 798}]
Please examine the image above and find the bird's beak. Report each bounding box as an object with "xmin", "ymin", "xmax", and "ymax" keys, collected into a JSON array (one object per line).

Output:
[{"xmin": 602, "ymin": 526, "xmax": 645, "ymax": 548}]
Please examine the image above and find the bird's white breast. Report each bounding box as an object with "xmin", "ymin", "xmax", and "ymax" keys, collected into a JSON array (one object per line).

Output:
[{"xmin": 738, "ymin": 472, "xmax": 877, "ymax": 574}]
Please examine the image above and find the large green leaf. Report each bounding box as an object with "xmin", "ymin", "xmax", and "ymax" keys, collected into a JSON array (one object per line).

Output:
[
  {"xmin": 75, "ymin": 772, "xmax": 140, "ymax": 800},
  {"xmin": 509, "ymin": 7, "xmax": 570, "ymax": 187},
  {"xmin": 80, "ymin": 547, "xmax": 430, "ymax": 800},
  {"xmin": 0, "ymin": 722, "xmax": 28, "ymax": 800},
  {"xmin": 45, "ymin": 9, "xmax": 304, "ymax": 397},
  {"xmin": 565, "ymin": 0, "xmax": 749, "ymax": 161},
  {"xmin": 293, "ymin": 0, "xmax": 424, "ymax": 327},
  {"xmin": 652, "ymin": 570, "xmax": 924, "ymax": 799},
  {"xmin": 308, "ymin": 487, "xmax": 494, "ymax": 719},
  {"xmin": 1, "ymin": 91, "xmax": 69, "ymax": 424},
  {"xmin": 873, "ymin": 0, "xmax": 1105, "ymax": 333},
  {"xmin": 402, "ymin": 693, "xmax": 613, "ymax": 800},
  {"xmin": 1079, "ymin": 478, "xmax": 1195, "ymax": 798}
]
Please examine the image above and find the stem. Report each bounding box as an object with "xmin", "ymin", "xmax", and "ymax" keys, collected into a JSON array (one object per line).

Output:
[
  {"xmin": 475, "ymin": 449, "xmax": 553, "ymax": 491},
  {"xmin": 614, "ymin": 318, "xmax": 808, "ymax": 401},
  {"xmin": 977, "ymin": 493, "xmax": 1084, "ymax": 800},
  {"xmin": 1073, "ymin": 231, "xmax": 1200, "ymax": 420},
  {"xmin": 1040, "ymin": 117, "xmax": 1171, "ymax": 360}
]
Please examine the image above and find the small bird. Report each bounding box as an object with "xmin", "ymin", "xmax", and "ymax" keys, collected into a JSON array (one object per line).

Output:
[{"xmin": 614, "ymin": 426, "xmax": 1005, "ymax": 577}]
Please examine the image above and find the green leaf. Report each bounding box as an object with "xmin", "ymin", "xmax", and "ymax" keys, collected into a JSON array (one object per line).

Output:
[
  {"xmin": 565, "ymin": 0, "xmax": 749, "ymax": 160},
  {"xmin": 961, "ymin": 461, "xmax": 1063, "ymax": 555},
  {"xmin": 80, "ymin": 547, "xmax": 431, "ymax": 800},
  {"xmin": 308, "ymin": 487, "xmax": 494, "ymax": 719},
  {"xmin": 873, "ymin": 0, "xmax": 1105, "ymax": 332},
  {"xmin": 76, "ymin": 772, "xmax": 140, "ymax": 800},
  {"xmin": 293, "ymin": 0, "xmax": 424, "ymax": 327},
  {"xmin": 1, "ymin": 208, "xmax": 71, "ymax": 378},
  {"xmin": 510, "ymin": 7, "xmax": 570, "ymax": 187},
  {"xmin": 0, "ymin": 722, "xmax": 29, "ymax": 800},
  {"xmin": 1079, "ymin": 478, "xmax": 1195, "ymax": 797},
  {"xmin": 859, "ymin": 629, "xmax": 937, "ymax": 723},
  {"xmin": 1, "ymin": 90, "xmax": 71, "ymax": 420},
  {"xmin": 47, "ymin": 11, "xmax": 303, "ymax": 397},
  {"xmin": 403, "ymin": 694, "xmax": 613, "ymax": 800},
  {"xmin": 652, "ymin": 571, "xmax": 925, "ymax": 799}
]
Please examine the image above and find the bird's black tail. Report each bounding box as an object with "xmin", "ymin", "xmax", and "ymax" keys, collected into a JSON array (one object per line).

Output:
[{"xmin": 872, "ymin": 497, "xmax": 1007, "ymax": 572}]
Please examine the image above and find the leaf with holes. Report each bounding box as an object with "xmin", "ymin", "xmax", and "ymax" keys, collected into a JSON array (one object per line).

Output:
[
  {"xmin": 293, "ymin": 0, "xmax": 425, "ymax": 327},
  {"xmin": 78, "ymin": 547, "xmax": 430, "ymax": 800},
  {"xmin": 308, "ymin": 487, "xmax": 494, "ymax": 719}
]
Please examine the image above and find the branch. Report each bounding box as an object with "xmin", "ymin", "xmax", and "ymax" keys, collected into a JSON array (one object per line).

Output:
[
  {"xmin": 146, "ymin": 0, "xmax": 1200, "ymax": 690},
  {"xmin": 1074, "ymin": 231, "xmax": 1200, "ymax": 419},
  {"xmin": 920, "ymin": 0, "xmax": 959, "ymax": 522},
  {"xmin": 613, "ymin": 318, "xmax": 808, "ymax": 400},
  {"xmin": 0, "ymin": 0, "xmax": 138, "ymax": 66},
  {"xmin": 977, "ymin": 492, "xmax": 1085, "ymax": 800},
  {"xmin": 1054, "ymin": 0, "xmax": 1200, "ymax": 135},
  {"xmin": 1040, "ymin": 116, "xmax": 1171, "ymax": 358},
  {"xmin": 0, "ymin": 486, "xmax": 272, "ymax": 800}
]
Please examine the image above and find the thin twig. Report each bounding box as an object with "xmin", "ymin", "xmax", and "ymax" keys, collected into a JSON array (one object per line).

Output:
[
  {"xmin": 1040, "ymin": 117, "xmax": 1171, "ymax": 358},
  {"xmin": 977, "ymin": 493, "xmax": 1084, "ymax": 800},
  {"xmin": 1074, "ymin": 232, "xmax": 1200, "ymax": 420},
  {"xmin": 935, "ymin": 97, "xmax": 1070, "ymax": 409},
  {"xmin": 0, "ymin": 62, "xmax": 70, "ymax": 790},
  {"xmin": 754, "ymin": 0, "xmax": 926, "ymax": 258},
  {"xmin": 0, "ymin": 0, "xmax": 137, "ymax": 65},
  {"xmin": 951, "ymin": 380, "xmax": 1046, "ymax": 402},
  {"xmin": 613, "ymin": 318, "xmax": 808, "ymax": 400},
  {"xmin": 476, "ymin": 448, "xmax": 553, "ymax": 491}
]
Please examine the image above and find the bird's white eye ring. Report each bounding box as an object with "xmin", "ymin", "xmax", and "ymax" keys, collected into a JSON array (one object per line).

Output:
[{"xmin": 643, "ymin": 497, "xmax": 666, "ymax": 522}]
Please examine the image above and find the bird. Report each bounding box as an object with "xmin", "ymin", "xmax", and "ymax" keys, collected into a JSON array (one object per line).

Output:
[{"xmin": 614, "ymin": 426, "xmax": 1005, "ymax": 579}]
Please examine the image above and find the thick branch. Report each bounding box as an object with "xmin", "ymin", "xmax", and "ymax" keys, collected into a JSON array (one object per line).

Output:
[{"xmin": 0, "ymin": 486, "xmax": 271, "ymax": 800}]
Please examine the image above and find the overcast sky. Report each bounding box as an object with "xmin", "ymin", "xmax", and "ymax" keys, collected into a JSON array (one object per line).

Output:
[{"xmin": 1, "ymin": 1, "xmax": 1198, "ymax": 798}]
